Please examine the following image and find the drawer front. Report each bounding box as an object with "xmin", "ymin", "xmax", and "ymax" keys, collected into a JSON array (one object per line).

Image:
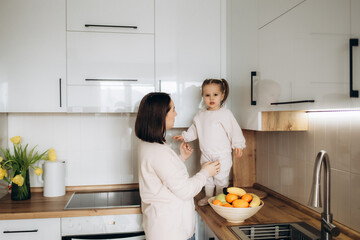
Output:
[
  {"xmin": 67, "ymin": 85, "xmax": 154, "ymax": 112},
  {"xmin": 0, "ymin": 218, "xmax": 60, "ymax": 240},
  {"xmin": 67, "ymin": 32, "xmax": 155, "ymax": 86},
  {"xmin": 67, "ymin": 0, "xmax": 154, "ymax": 33},
  {"xmin": 61, "ymin": 214, "xmax": 143, "ymax": 236}
]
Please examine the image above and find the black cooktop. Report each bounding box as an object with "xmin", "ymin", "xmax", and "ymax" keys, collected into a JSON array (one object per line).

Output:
[{"xmin": 64, "ymin": 189, "xmax": 141, "ymax": 210}]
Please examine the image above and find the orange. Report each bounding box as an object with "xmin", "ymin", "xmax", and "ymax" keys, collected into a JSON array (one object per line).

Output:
[
  {"xmin": 241, "ymin": 193, "xmax": 253, "ymax": 203},
  {"xmin": 225, "ymin": 193, "xmax": 238, "ymax": 203},
  {"xmin": 232, "ymin": 199, "xmax": 249, "ymax": 208},
  {"xmin": 212, "ymin": 199, "xmax": 223, "ymax": 206},
  {"xmin": 223, "ymin": 203, "xmax": 233, "ymax": 208}
]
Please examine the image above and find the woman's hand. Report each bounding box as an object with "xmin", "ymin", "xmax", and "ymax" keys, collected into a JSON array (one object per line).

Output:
[
  {"xmin": 179, "ymin": 141, "xmax": 193, "ymax": 161},
  {"xmin": 201, "ymin": 160, "xmax": 221, "ymax": 177},
  {"xmin": 234, "ymin": 148, "xmax": 243, "ymax": 159},
  {"xmin": 173, "ymin": 135, "xmax": 184, "ymax": 141}
]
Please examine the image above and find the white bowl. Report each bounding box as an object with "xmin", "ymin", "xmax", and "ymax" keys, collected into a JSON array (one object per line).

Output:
[{"xmin": 208, "ymin": 197, "xmax": 264, "ymax": 223}]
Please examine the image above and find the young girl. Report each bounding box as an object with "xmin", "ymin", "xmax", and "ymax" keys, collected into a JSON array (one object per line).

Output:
[{"xmin": 173, "ymin": 78, "xmax": 246, "ymax": 206}]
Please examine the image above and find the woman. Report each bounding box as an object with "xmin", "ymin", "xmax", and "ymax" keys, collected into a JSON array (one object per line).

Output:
[{"xmin": 135, "ymin": 92, "xmax": 220, "ymax": 240}]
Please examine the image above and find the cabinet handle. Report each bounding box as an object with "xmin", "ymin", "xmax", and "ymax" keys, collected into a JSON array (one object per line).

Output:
[
  {"xmin": 159, "ymin": 80, "xmax": 162, "ymax": 92},
  {"xmin": 271, "ymin": 100, "xmax": 315, "ymax": 105},
  {"xmin": 84, "ymin": 24, "xmax": 137, "ymax": 29},
  {"xmin": 350, "ymin": 38, "xmax": 359, "ymax": 98},
  {"xmin": 85, "ymin": 79, "xmax": 138, "ymax": 82},
  {"xmin": 251, "ymin": 71, "xmax": 256, "ymax": 105},
  {"xmin": 59, "ymin": 78, "xmax": 62, "ymax": 107},
  {"xmin": 4, "ymin": 230, "xmax": 38, "ymax": 233}
]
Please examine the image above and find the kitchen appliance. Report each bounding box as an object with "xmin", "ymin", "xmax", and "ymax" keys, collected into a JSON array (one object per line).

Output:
[
  {"xmin": 39, "ymin": 160, "xmax": 66, "ymax": 197},
  {"xmin": 64, "ymin": 189, "xmax": 141, "ymax": 210},
  {"xmin": 62, "ymin": 189, "xmax": 144, "ymax": 239},
  {"xmin": 229, "ymin": 222, "xmax": 321, "ymax": 240}
]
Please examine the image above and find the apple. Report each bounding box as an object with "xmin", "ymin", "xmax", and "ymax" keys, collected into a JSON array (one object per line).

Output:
[{"xmin": 215, "ymin": 193, "xmax": 227, "ymax": 204}]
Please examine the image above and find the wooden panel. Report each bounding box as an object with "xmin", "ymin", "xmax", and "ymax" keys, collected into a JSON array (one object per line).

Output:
[
  {"xmin": 232, "ymin": 130, "xmax": 256, "ymax": 187},
  {"xmin": 261, "ymin": 111, "xmax": 308, "ymax": 131}
]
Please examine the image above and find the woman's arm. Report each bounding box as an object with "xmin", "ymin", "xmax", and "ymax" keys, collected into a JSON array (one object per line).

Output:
[{"xmin": 153, "ymin": 150, "xmax": 219, "ymax": 201}]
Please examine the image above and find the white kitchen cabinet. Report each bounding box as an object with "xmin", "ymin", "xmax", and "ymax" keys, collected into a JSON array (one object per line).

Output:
[
  {"xmin": 258, "ymin": 0, "xmax": 360, "ymax": 111},
  {"xmin": 66, "ymin": 0, "xmax": 155, "ymax": 113},
  {"xmin": 257, "ymin": 0, "xmax": 304, "ymax": 29},
  {"xmin": 196, "ymin": 212, "xmax": 219, "ymax": 240},
  {"xmin": 155, "ymin": 0, "xmax": 223, "ymax": 127},
  {"xmin": 0, "ymin": 218, "xmax": 61, "ymax": 240},
  {"xmin": 234, "ymin": 0, "xmax": 360, "ymax": 130},
  {"xmin": 0, "ymin": 0, "xmax": 66, "ymax": 112},
  {"xmin": 67, "ymin": 0, "xmax": 154, "ymax": 34}
]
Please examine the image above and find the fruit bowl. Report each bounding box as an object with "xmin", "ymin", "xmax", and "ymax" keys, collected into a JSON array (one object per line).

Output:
[{"xmin": 208, "ymin": 197, "xmax": 264, "ymax": 223}]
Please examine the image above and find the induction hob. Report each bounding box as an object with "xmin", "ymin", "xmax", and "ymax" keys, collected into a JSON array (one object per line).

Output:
[{"xmin": 64, "ymin": 189, "xmax": 141, "ymax": 210}]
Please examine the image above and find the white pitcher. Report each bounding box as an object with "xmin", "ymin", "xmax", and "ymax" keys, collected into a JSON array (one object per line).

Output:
[{"xmin": 38, "ymin": 160, "xmax": 66, "ymax": 197}]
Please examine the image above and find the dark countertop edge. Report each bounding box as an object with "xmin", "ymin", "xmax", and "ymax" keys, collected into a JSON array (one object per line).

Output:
[{"xmin": 252, "ymin": 183, "xmax": 360, "ymax": 240}]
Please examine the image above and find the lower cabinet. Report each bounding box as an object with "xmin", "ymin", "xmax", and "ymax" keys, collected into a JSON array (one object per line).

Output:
[
  {"xmin": 196, "ymin": 212, "xmax": 219, "ymax": 240},
  {"xmin": 0, "ymin": 218, "xmax": 61, "ymax": 240}
]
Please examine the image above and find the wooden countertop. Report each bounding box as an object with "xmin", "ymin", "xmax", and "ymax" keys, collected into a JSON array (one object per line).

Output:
[
  {"xmin": 195, "ymin": 184, "xmax": 360, "ymax": 240},
  {"xmin": 0, "ymin": 185, "xmax": 141, "ymax": 220},
  {"xmin": 1, "ymin": 184, "xmax": 359, "ymax": 240}
]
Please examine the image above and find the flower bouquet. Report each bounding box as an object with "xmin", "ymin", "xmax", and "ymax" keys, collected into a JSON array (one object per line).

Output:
[{"xmin": 0, "ymin": 136, "xmax": 56, "ymax": 201}]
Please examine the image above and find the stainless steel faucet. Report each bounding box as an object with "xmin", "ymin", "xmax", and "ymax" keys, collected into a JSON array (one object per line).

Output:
[{"xmin": 308, "ymin": 150, "xmax": 340, "ymax": 240}]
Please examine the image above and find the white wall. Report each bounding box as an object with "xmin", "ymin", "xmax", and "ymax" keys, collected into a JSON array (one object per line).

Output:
[
  {"xmin": 0, "ymin": 113, "xmax": 8, "ymax": 198},
  {"xmin": 256, "ymin": 111, "xmax": 360, "ymax": 232},
  {"xmin": 6, "ymin": 113, "xmax": 201, "ymax": 187}
]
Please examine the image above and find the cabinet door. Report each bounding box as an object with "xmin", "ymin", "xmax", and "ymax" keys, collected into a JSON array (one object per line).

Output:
[
  {"xmin": 258, "ymin": 0, "xmax": 304, "ymax": 29},
  {"xmin": 0, "ymin": 218, "xmax": 61, "ymax": 240},
  {"xmin": 351, "ymin": 0, "xmax": 360, "ymax": 108},
  {"xmin": 67, "ymin": 32, "xmax": 154, "ymax": 86},
  {"xmin": 155, "ymin": 0, "xmax": 222, "ymax": 127},
  {"xmin": 0, "ymin": 0, "xmax": 66, "ymax": 112},
  {"xmin": 67, "ymin": 0, "xmax": 154, "ymax": 34},
  {"xmin": 258, "ymin": 0, "xmax": 352, "ymax": 110}
]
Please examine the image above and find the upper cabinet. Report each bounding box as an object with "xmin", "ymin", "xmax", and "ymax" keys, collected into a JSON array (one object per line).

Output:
[
  {"xmin": 0, "ymin": 0, "xmax": 66, "ymax": 112},
  {"xmin": 233, "ymin": 0, "xmax": 360, "ymax": 130},
  {"xmin": 67, "ymin": 0, "xmax": 154, "ymax": 34},
  {"xmin": 155, "ymin": 0, "xmax": 223, "ymax": 127},
  {"xmin": 66, "ymin": 0, "xmax": 155, "ymax": 112}
]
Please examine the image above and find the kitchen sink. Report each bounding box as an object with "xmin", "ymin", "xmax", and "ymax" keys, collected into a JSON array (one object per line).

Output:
[{"xmin": 228, "ymin": 222, "xmax": 320, "ymax": 240}]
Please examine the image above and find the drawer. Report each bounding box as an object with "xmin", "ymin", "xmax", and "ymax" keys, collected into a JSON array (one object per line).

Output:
[
  {"xmin": 0, "ymin": 218, "xmax": 60, "ymax": 240},
  {"xmin": 67, "ymin": 32, "xmax": 155, "ymax": 86},
  {"xmin": 67, "ymin": 85, "xmax": 154, "ymax": 112},
  {"xmin": 67, "ymin": 0, "xmax": 154, "ymax": 33},
  {"xmin": 61, "ymin": 214, "xmax": 143, "ymax": 236}
]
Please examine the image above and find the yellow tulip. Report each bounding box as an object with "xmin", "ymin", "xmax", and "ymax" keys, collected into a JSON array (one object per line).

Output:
[
  {"xmin": 34, "ymin": 167, "xmax": 43, "ymax": 176},
  {"xmin": 12, "ymin": 174, "xmax": 24, "ymax": 186},
  {"xmin": 0, "ymin": 156, "xmax": 3, "ymax": 162},
  {"xmin": 0, "ymin": 168, "xmax": 7, "ymax": 180},
  {"xmin": 10, "ymin": 136, "xmax": 21, "ymax": 145},
  {"xmin": 48, "ymin": 148, "xmax": 56, "ymax": 162}
]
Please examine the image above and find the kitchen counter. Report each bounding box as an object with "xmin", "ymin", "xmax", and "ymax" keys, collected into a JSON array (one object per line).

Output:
[
  {"xmin": 0, "ymin": 184, "xmax": 141, "ymax": 220},
  {"xmin": 1, "ymin": 184, "xmax": 359, "ymax": 240},
  {"xmin": 195, "ymin": 184, "xmax": 360, "ymax": 240}
]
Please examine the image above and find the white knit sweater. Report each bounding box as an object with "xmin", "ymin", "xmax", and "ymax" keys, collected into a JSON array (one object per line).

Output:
[{"xmin": 138, "ymin": 140, "xmax": 209, "ymax": 240}]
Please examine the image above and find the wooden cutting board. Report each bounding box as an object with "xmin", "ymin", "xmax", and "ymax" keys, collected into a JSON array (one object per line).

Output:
[{"xmin": 232, "ymin": 130, "xmax": 256, "ymax": 187}]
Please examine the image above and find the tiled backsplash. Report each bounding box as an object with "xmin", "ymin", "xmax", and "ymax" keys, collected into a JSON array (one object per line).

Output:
[
  {"xmin": 256, "ymin": 111, "xmax": 360, "ymax": 232},
  {"xmin": 5, "ymin": 113, "xmax": 201, "ymax": 187}
]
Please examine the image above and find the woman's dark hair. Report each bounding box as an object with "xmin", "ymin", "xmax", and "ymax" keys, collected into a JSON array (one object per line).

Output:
[
  {"xmin": 135, "ymin": 92, "xmax": 171, "ymax": 144},
  {"xmin": 201, "ymin": 78, "xmax": 229, "ymax": 106}
]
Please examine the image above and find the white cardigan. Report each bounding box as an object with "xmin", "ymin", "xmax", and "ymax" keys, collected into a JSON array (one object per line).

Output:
[{"xmin": 138, "ymin": 140, "xmax": 209, "ymax": 240}]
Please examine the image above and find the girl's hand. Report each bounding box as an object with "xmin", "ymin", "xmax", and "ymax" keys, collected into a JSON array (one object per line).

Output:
[
  {"xmin": 179, "ymin": 141, "xmax": 193, "ymax": 161},
  {"xmin": 234, "ymin": 148, "xmax": 243, "ymax": 159},
  {"xmin": 172, "ymin": 135, "xmax": 184, "ymax": 141},
  {"xmin": 201, "ymin": 160, "xmax": 221, "ymax": 177}
]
